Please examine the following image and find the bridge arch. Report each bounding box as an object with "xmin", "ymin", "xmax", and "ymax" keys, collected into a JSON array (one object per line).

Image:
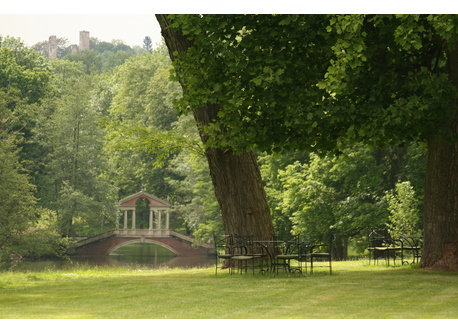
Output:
[
  {"xmin": 107, "ymin": 239, "xmax": 180, "ymax": 255},
  {"xmin": 71, "ymin": 230, "xmax": 212, "ymax": 256}
]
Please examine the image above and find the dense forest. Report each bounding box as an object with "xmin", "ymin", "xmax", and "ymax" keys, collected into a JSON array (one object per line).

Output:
[{"xmin": 0, "ymin": 28, "xmax": 425, "ymax": 268}]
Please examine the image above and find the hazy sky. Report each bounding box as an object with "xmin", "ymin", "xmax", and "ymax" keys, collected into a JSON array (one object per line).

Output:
[
  {"xmin": 0, "ymin": 1, "xmax": 194, "ymax": 48},
  {"xmin": 0, "ymin": 14, "xmax": 162, "ymax": 48},
  {"xmin": 2, "ymin": 2, "xmax": 456, "ymax": 48}
]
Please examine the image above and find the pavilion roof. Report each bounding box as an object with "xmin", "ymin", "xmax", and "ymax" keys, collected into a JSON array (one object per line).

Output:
[{"xmin": 119, "ymin": 190, "xmax": 171, "ymax": 208}]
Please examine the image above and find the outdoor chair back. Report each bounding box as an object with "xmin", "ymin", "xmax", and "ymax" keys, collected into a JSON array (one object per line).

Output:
[
  {"xmin": 367, "ymin": 229, "xmax": 402, "ymax": 266},
  {"xmin": 213, "ymin": 234, "xmax": 233, "ymax": 275},
  {"xmin": 231, "ymin": 235, "xmax": 265, "ymax": 275},
  {"xmin": 270, "ymin": 234, "xmax": 304, "ymax": 275},
  {"xmin": 304, "ymin": 233, "xmax": 334, "ymax": 274}
]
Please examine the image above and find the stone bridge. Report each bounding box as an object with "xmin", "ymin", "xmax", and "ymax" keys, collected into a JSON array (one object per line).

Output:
[
  {"xmin": 71, "ymin": 229, "xmax": 212, "ymax": 256},
  {"xmin": 70, "ymin": 190, "xmax": 213, "ymax": 256}
]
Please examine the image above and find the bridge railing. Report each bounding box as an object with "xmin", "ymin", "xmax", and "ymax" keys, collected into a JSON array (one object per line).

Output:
[
  {"xmin": 72, "ymin": 228, "xmax": 213, "ymax": 250},
  {"xmin": 170, "ymin": 231, "xmax": 213, "ymax": 249},
  {"xmin": 73, "ymin": 230, "xmax": 116, "ymax": 247},
  {"xmin": 114, "ymin": 229, "xmax": 171, "ymax": 237}
]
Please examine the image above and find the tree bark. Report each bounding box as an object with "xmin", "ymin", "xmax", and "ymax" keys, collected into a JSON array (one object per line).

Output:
[
  {"xmin": 156, "ymin": 15, "xmax": 275, "ymax": 240},
  {"xmin": 423, "ymin": 138, "xmax": 458, "ymax": 270},
  {"xmin": 422, "ymin": 41, "xmax": 458, "ymax": 271}
]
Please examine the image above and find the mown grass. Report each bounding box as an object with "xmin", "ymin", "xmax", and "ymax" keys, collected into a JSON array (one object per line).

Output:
[{"xmin": 0, "ymin": 260, "xmax": 457, "ymax": 319}]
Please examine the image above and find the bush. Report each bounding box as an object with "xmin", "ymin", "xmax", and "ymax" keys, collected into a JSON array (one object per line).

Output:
[
  {"xmin": 384, "ymin": 181, "xmax": 421, "ymax": 235},
  {"xmin": 11, "ymin": 227, "xmax": 75, "ymax": 260}
]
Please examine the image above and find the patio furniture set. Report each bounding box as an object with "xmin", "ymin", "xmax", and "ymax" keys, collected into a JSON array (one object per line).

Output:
[
  {"xmin": 367, "ymin": 229, "xmax": 423, "ymax": 266},
  {"xmin": 213, "ymin": 234, "xmax": 333, "ymax": 276}
]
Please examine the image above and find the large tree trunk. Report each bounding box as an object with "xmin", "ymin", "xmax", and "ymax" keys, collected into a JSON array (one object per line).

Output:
[
  {"xmin": 423, "ymin": 138, "xmax": 458, "ymax": 270},
  {"xmin": 422, "ymin": 41, "xmax": 458, "ymax": 271},
  {"xmin": 156, "ymin": 15, "xmax": 275, "ymax": 240},
  {"xmin": 205, "ymin": 146, "xmax": 274, "ymax": 238}
]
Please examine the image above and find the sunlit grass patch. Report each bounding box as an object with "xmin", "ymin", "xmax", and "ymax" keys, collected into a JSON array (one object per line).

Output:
[{"xmin": 1, "ymin": 259, "xmax": 457, "ymax": 319}]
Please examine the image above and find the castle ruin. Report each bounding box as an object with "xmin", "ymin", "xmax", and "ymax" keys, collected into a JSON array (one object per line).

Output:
[
  {"xmin": 47, "ymin": 31, "xmax": 90, "ymax": 58},
  {"xmin": 79, "ymin": 30, "xmax": 90, "ymax": 50},
  {"xmin": 48, "ymin": 35, "xmax": 58, "ymax": 58}
]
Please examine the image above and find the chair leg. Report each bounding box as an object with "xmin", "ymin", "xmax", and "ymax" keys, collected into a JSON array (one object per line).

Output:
[{"xmin": 309, "ymin": 256, "xmax": 331, "ymax": 275}]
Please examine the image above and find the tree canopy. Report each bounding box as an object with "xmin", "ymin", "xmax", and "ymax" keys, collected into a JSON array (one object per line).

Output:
[
  {"xmin": 166, "ymin": 14, "xmax": 457, "ymax": 153},
  {"xmin": 0, "ymin": 37, "xmax": 52, "ymax": 264}
]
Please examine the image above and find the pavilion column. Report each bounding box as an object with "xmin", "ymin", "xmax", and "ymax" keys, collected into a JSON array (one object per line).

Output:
[
  {"xmin": 132, "ymin": 209, "xmax": 136, "ymax": 230},
  {"xmin": 123, "ymin": 210, "xmax": 128, "ymax": 230},
  {"xmin": 166, "ymin": 210, "xmax": 170, "ymax": 230},
  {"xmin": 157, "ymin": 210, "xmax": 162, "ymax": 230},
  {"xmin": 149, "ymin": 209, "xmax": 153, "ymax": 229}
]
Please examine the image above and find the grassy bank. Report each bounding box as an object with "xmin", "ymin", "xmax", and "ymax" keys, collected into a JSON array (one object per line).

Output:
[{"xmin": 1, "ymin": 260, "xmax": 457, "ymax": 319}]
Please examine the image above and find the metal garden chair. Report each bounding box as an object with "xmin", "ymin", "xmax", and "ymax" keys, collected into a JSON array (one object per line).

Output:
[
  {"xmin": 270, "ymin": 234, "xmax": 304, "ymax": 276},
  {"xmin": 397, "ymin": 234, "xmax": 423, "ymax": 265},
  {"xmin": 305, "ymin": 233, "xmax": 334, "ymax": 275},
  {"xmin": 367, "ymin": 229, "xmax": 402, "ymax": 266},
  {"xmin": 213, "ymin": 234, "xmax": 233, "ymax": 275},
  {"xmin": 230, "ymin": 235, "xmax": 266, "ymax": 275}
]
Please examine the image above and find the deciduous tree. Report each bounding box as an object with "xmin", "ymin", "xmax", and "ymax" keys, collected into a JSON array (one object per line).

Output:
[
  {"xmin": 0, "ymin": 128, "xmax": 37, "ymax": 266},
  {"xmin": 156, "ymin": 14, "xmax": 458, "ymax": 270},
  {"xmin": 0, "ymin": 37, "xmax": 52, "ymax": 265},
  {"xmin": 33, "ymin": 59, "xmax": 117, "ymax": 236},
  {"xmin": 156, "ymin": 14, "xmax": 275, "ymax": 240}
]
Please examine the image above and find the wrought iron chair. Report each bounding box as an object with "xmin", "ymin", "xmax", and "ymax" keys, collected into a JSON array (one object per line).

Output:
[
  {"xmin": 410, "ymin": 235, "xmax": 423, "ymax": 264},
  {"xmin": 230, "ymin": 235, "xmax": 266, "ymax": 275},
  {"xmin": 397, "ymin": 235, "xmax": 423, "ymax": 265},
  {"xmin": 213, "ymin": 234, "xmax": 233, "ymax": 275},
  {"xmin": 305, "ymin": 233, "xmax": 334, "ymax": 275},
  {"xmin": 271, "ymin": 234, "xmax": 304, "ymax": 276},
  {"xmin": 367, "ymin": 229, "xmax": 402, "ymax": 266}
]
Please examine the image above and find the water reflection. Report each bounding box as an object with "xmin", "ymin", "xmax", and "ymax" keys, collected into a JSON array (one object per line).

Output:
[{"xmin": 14, "ymin": 243, "xmax": 215, "ymax": 272}]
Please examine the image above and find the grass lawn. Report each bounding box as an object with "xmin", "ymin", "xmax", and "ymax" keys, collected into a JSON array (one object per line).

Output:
[{"xmin": 0, "ymin": 260, "xmax": 457, "ymax": 319}]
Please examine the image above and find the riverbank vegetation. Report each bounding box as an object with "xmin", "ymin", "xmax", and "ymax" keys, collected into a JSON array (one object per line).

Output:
[{"xmin": 1, "ymin": 261, "xmax": 457, "ymax": 319}]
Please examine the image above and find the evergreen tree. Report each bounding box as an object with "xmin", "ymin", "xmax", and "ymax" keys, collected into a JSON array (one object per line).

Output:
[{"xmin": 143, "ymin": 36, "xmax": 153, "ymax": 53}]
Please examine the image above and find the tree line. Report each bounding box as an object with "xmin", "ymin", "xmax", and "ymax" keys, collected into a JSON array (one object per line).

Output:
[{"xmin": 0, "ymin": 17, "xmax": 427, "ymax": 269}]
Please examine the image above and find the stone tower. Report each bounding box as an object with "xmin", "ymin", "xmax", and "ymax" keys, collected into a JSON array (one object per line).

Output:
[
  {"xmin": 48, "ymin": 35, "xmax": 58, "ymax": 58},
  {"xmin": 79, "ymin": 31, "xmax": 90, "ymax": 50}
]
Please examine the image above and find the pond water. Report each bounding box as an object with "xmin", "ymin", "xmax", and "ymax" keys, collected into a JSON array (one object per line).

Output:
[{"xmin": 13, "ymin": 243, "xmax": 215, "ymax": 272}]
